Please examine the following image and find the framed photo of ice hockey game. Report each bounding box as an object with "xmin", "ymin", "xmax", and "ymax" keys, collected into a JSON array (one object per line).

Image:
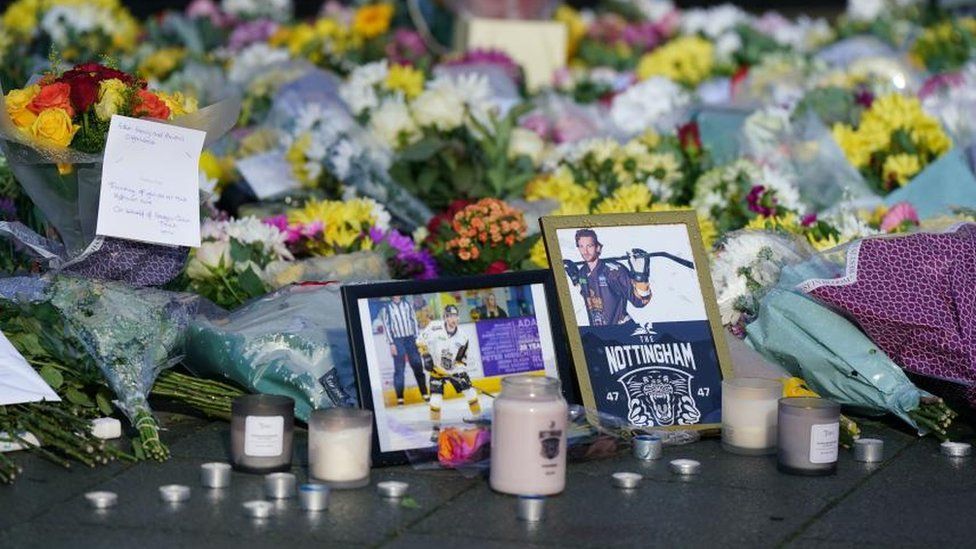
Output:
[
  {"xmin": 341, "ymin": 271, "xmax": 578, "ymax": 466},
  {"xmin": 540, "ymin": 211, "xmax": 732, "ymax": 431}
]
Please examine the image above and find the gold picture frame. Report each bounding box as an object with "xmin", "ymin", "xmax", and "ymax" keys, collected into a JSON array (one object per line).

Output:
[{"xmin": 540, "ymin": 211, "xmax": 732, "ymax": 431}]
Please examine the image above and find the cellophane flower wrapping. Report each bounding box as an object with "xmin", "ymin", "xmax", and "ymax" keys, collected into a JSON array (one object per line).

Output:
[
  {"xmin": 0, "ymin": 274, "xmax": 200, "ymax": 457},
  {"xmin": 0, "ymin": 81, "xmax": 241, "ymax": 286},
  {"xmin": 183, "ymin": 282, "xmax": 384, "ymax": 421},
  {"xmin": 795, "ymin": 223, "xmax": 976, "ymax": 408}
]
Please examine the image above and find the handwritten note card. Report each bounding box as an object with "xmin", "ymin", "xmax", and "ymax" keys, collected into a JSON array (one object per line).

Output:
[{"xmin": 96, "ymin": 115, "xmax": 206, "ymax": 247}]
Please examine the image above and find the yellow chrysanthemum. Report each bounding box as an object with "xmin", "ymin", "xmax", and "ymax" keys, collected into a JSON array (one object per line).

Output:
[
  {"xmin": 2, "ymin": 0, "xmax": 39, "ymax": 37},
  {"xmin": 385, "ymin": 64, "xmax": 424, "ymax": 99},
  {"xmin": 139, "ymin": 47, "xmax": 185, "ymax": 80},
  {"xmin": 636, "ymin": 36, "xmax": 714, "ymax": 87},
  {"xmin": 352, "ymin": 4, "xmax": 393, "ymax": 39},
  {"xmin": 882, "ymin": 153, "xmax": 922, "ymax": 187},
  {"xmin": 287, "ymin": 198, "xmax": 381, "ymax": 256},
  {"xmin": 524, "ymin": 168, "xmax": 597, "ymax": 214},
  {"xmin": 529, "ymin": 239, "xmax": 550, "ymax": 268},
  {"xmin": 286, "ymin": 133, "xmax": 314, "ymax": 187},
  {"xmin": 593, "ymin": 185, "xmax": 653, "ymax": 214}
]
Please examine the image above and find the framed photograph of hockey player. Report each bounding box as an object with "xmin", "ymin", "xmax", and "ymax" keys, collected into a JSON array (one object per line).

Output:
[
  {"xmin": 540, "ymin": 210, "xmax": 732, "ymax": 431},
  {"xmin": 342, "ymin": 271, "xmax": 577, "ymax": 466}
]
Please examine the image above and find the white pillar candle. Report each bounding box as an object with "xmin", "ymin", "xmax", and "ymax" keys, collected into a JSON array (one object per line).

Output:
[
  {"xmin": 722, "ymin": 378, "xmax": 781, "ymax": 455},
  {"xmin": 308, "ymin": 408, "xmax": 373, "ymax": 489}
]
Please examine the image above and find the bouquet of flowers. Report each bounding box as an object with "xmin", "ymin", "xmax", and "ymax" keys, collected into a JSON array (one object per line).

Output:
[
  {"xmin": 0, "ymin": 61, "xmax": 240, "ymax": 286},
  {"xmin": 1, "ymin": 0, "xmax": 140, "ymax": 71},
  {"xmin": 911, "ymin": 18, "xmax": 976, "ymax": 73},
  {"xmin": 425, "ymin": 198, "xmax": 534, "ymax": 275},
  {"xmin": 185, "ymin": 217, "xmax": 293, "ymax": 309},
  {"xmin": 556, "ymin": 5, "xmax": 675, "ymax": 71},
  {"xmin": 268, "ymin": 3, "xmax": 396, "ymax": 75},
  {"xmin": 832, "ymin": 93, "xmax": 953, "ymax": 194}
]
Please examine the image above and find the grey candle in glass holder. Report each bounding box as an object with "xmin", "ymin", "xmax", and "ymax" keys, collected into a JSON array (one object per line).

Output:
[
  {"xmin": 777, "ymin": 397, "xmax": 840, "ymax": 476},
  {"xmin": 230, "ymin": 394, "xmax": 295, "ymax": 473}
]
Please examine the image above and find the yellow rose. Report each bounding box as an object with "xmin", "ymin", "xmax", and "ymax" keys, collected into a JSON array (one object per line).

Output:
[
  {"xmin": 94, "ymin": 78, "xmax": 127, "ymax": 121},
  {"xmin": 157, "ymin": 91, "xmax": 198, "ymax": 118},
  {"xmin": 30, "ymin": 108, "xmax": 79, "ymax": 148},
  {"xmin": 5, "ymin": 84, "xmax": 40, "ymax": 129}
]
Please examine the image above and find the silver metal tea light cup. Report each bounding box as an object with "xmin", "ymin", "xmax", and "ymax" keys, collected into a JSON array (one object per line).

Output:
[
  {"xmin": 941, "ymin": 441, "xmax": 972, "ymax": 457},
  {"xmin": 516, "ymin": 495, "xmax": 545, "ymax": 522},
  {"xmin": 853, "ymin": 438, "xmax": 884, "ymax": 463},
  {"xmin": 377, "ymin": 481, "xmax": 410, "ymax": 499},
  {"xmin": 200, "ymin": 462, "xmax": 232, "ymax": 488},
  {"xmin": 264, "ymin": 472, "xmax": 297, "ymax": 499},
  {"xmin": 299, "ymin": 483, "xmax": 330, "ymax": 512},
  {"xmin": 611, "ymin": 472, "xmax": 643, "ymax": 489},
  {"xmin": 632, "ymin": 434, "xmax": 663, "ymax": 461},
  {"xmin": 669, "ymin": 459, "xmax": 701, "ymax": 475},
  {"xmin": 242, "ymin": 500, "xmax": 273, "ymax": 519},
  {"xmin": 158, "ymin": 484, "xmax": 191, "ymax": 503},
  {"xmin": 85, "ymin": 491, "xmax": 118, "ymax": 510}
]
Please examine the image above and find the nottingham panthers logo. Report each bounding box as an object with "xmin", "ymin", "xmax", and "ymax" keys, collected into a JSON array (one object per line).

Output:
[{"xmin": 618, "ymin": 367, "xmax": 701, "ymax": 427}]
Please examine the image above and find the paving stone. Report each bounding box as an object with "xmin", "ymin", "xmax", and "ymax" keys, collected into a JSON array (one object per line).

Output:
[{"xmin": 788, "ymin": 438, "xmax": 976, "ymax": 547}]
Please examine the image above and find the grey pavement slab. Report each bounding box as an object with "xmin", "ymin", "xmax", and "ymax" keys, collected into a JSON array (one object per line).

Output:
[{"xmin": 1, "ymin": 414, "xmax": 972, "ymax": 549}]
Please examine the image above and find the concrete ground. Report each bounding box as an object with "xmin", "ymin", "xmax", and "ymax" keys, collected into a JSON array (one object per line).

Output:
[{"xmin": 1, "ymin": 413, "xmax": 974, "ymax": 549}]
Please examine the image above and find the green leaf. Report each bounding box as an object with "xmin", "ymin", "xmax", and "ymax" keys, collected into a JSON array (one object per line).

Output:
[
  {"xmin": 236, "ymin": 266, "xmax": 268, "ymax": 298},
  {"xmin": 400, "ymin": 496, "xmax": 420, "ymax": 509},
  {"xmin": 39, "ymin": 365, "xmax": 63, "ymax": 390},
  {"xmin": 65, "ymin": 386, "xmax": 94, "ymax": 407},
  {"xmin": 398, "ymin": 138, "xmax": 446, "ymax": 161},
  {"xmin": 132, "ymin": 439, "xmax": 145, "ymax": 460},
  {"xmin": 229, "ymin": 239, "xmax": 250, "ymax": 264},
  {"xmin": 96, "ymin": 391, "xmax": 114, "ymax": 416}
]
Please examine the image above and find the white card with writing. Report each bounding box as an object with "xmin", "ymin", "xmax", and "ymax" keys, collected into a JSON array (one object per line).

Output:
[
  {"xmin": 96, "ymin": 115, "xmax": 206, "ymax": 247},
  {"xmin": 237, "ymin": 151, "xmax": 302, "ymax": 200}
]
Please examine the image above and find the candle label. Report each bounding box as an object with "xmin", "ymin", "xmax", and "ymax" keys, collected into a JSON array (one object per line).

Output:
[
  {"xmin": 244, "ymin": 415, "xmax": 284, "ymax": 457},
  {"xmin": 539, "ymin": 422, "xmax": 562, "ymax": 460},
  {"xmin": 809, "ymin": 422, "xmax": 839, "ymax": 464}
]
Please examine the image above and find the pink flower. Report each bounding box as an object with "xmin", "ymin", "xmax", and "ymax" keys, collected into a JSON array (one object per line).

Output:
[
  {"xmin": 519, "ymin": 113, "xmax": 551, "ymax": 140},
  {"xmin": 801, "ymin": 213, "xmax": 818, "ymax": 227},
  {"xmin": 437, "ymin": 427, "xmax": 490, "ymax": 467},
  {"xmin": 747, "ymin": 185, "xmax": 778, "ymax": 217},
  {"xmin": 880, "ymin": 202, "xmax": 920, "ymax": 232}
]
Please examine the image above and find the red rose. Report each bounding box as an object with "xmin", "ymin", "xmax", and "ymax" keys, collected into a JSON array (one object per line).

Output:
[
  {"xmin": 132, "ymin": 89, "xmax": 171, "ymax": 120},
  {"xmin": 426, "ymin": 199, "xmax": 474, "ymax": 240},
  {"xmin": 485, "ymin": 260, "xmax": 508, "ymax": 274},
  {"xmin": 677, "ymin": 121, "xmax": 701, "ymax": 154},
  {"xmin": 59, "ymin": 63, "xmax": 142, "ymax": 114}
]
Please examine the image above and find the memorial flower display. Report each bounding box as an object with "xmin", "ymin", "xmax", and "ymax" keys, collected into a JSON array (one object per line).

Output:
[{"xmin": 2, "ymin": 0, "xmax": 976, "ymax": 485}]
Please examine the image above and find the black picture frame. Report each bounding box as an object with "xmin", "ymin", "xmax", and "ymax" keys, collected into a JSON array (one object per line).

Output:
[{"xmin": 341, "ymin": 270, "xmax": 579, "ymax": 467}]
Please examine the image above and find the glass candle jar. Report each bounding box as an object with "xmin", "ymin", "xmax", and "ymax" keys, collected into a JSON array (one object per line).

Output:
[
  {"xmin": 308, "ymin": 408, "xmax": 373, "ymax": 489},
  {"xmin": 490, "ymin": 376, "xmax": 568, "ymax": 496},
  {"xmin": 722, "ymin": 378, "xmax": 782, "ymax": 455},
  {"xmin": 777, "ymin": 397, "xmax": 841, "ymax": 476},
  {"xmin": 230, "ymin": 394, "xmax": 295, "ymax": 473}
]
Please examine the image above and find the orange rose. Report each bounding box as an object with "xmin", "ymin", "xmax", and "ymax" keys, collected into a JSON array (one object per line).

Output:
[
  {"xmin": 132, "ymin": 89, "xmax": 171, "ymax": 120},
  {"xmin": 28, "ymin": 83, "xmax": 74, "ymax": 117}
]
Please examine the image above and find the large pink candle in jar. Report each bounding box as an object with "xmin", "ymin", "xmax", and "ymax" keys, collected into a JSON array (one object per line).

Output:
[{"xmin": 490, "ymin": 376, "xmax": 568, "ymax": 496}]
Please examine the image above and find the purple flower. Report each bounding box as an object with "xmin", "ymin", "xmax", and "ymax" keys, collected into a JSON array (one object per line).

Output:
[
  {"xmin": 519, "ymin": 113, "xmax": 551, "ymax": 140},
  {"xmin": 801, "ymin": 213, "xmax": 818, "ymax": 227},
  {"xmin": 443, "ymin": 49, "xmax": 522, "ymax": 83},
  {"xmin": 370, "ymin": 227, "xmax": 438, "ymax": 280},
  {"xmin": 386, "ymin": 29, "xmax": 428, "ymax": 66},
  {"xmin": 228, "ymin": 19, "xmax": 279, "ymax": 51},
  {"xmin": 747, "ymin": 185, "xmax": 778, "ymax": 217},
  {"xmin": 918, "ymin": 72, "xmax": 966, "ymax": 101},
  {"xmin": 0, "ymin": 197, "xmax": 16, "ymax": 221},
  {"xmin": 854, "ymin": 87, "xmax": 875, "ymax": 109},
  {"xmin": 622, "ymin": 22, "xmax": 663, "ymax": 50}
]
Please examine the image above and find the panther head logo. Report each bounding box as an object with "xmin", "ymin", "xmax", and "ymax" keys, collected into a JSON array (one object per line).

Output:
[{"xmin": 618, "ymin": 367, "xmax": 701, "ymax": 427}]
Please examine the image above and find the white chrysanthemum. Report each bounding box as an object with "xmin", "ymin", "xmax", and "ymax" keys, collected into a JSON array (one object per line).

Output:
[
  {"xmin": 369, "ymin": 98, "xmax": 419, "ymax": 150},
  {"xmin": 222, "ymin": 0, "xmax": 292, "ymax": 21},
  {"xmin": 508, "ymin": 128, "xmax": 546, "ymax": 165},
  {"xmin": 681, "ymin": 5, "xmax": 749, "ymax": 39},
  {"xmin": 759, "ymin": 166, "xmax": 802, "ymax": 212},
  {"xmin": 228, "ymin": 44, "xmax": 291, "ymax": 84},
  {"xmin": 339, "ymin": 61, "xmax": 389, "ymax": 116},
  {"xmin": 368, "ymin": 198, "xmax": 392, "ymax": 231},
  {"xmin": 631, "ymin": 0, "xmax": 677, "ymax": 22},
  {"xmin": 41, "ymin": 5, "xmax": 101, "ymax": 45},
  {"xmin": 714, "ymin": 32, "xmax": 743, "ymax": 64},
  {"xmin": 411, "ymin": 86, "xmax": 465, "ymax": 131},
  {"xmin": 610, "ymin": 77, "xmax": 691, "ymax": 136},
  {"xmin": 846, "ymin": 0, "xmax": 887, "ymax": 22},
  {"xmin": 692, "ymin": 159, "xmax": 762, "ymax": 215}
]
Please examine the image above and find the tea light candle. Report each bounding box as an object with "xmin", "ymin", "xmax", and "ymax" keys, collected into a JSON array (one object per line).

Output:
[
  {"xmin": 669, "ymin": 459, "xmax": 701, "ymax": 475},
  {"xmin": 376, "ymin": 481, "xmax": 410, "ymax": 499},
  {"xmin": 632, "ymin": 435, "xmax": 662, "ymax": 461},
  {"xmin": 721, "ymin": 378, "xmax": 781, "ymax": 455},
  {"xmin": 853, "ymin": 438, "xmax": 884, "ymax": 463},
  {"xmin": 299, "ymin": 484, "xmax": 330, "ymax": 512},
  {"xmin": 200, "ymin": 462, "xmax": 232, "ymax": 488},
  {"xmin": 230, "ymin": 394, "xmax": 295, "ymax": 474},
  {"xmin": 242, "ymin": 500, "xmax": 273, "ymax": 519},
  {"xmin": 264, "ymin": 472, "xmax": 297, "ymax": 499},
  {"xmin": 777, "ymin": 397, "xmax": 840, "ymax": 476},
  {"xmin": 940, "ymin": 441, "xmax": 972, "ymax": 457},
  {"xmin": 158, "ymin": 484, "xmax": 191, "ymax": 503},
  {"xmin": 611, "ymin": 472, "xmax": 643, "ymax": 489},
  {"xmin": 85, "ymin": 491, "xmax": 118, "ymax": 510},
  {"xmin": 308, "ymin": 408, "xmax": 373, "ymax": 489}
]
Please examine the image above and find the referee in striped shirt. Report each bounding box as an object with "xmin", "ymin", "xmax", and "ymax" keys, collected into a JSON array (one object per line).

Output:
[{"xmin": 381, "ymin": 295, "xmax": 429, "ymax": 406}]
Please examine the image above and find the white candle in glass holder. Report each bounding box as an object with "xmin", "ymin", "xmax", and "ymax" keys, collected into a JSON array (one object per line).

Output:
[
  {"xmin": 308, "ymin": 408, "xmax": 373, "ymax": 489},
  {"xmin": 721, "ymin": 378, "xmax": 781, "ymax": 455}
]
